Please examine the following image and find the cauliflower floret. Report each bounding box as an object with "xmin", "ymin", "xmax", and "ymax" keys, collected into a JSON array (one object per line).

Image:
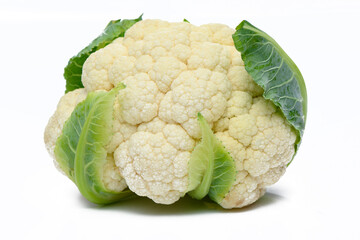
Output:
[
  {"xmin": 47, "ymin": 19, "xmax": 298, "ymax": 208},
  {"xmin": 44, "ymin": 88, "xmax": 87, "ymax": 159},
  {"xmin": 82, "ymin": 38, "xmax": 128, "ymax": 91},
  {"xmin": 229, "ymin": 114, "xmax": 258, "ymax": 147},
  {"xmin": 188, "ymin": 42, "xmax": 231, "ymax": 73},
  {"xmin": 159, "ymin": 68, "xmax": 231, "ymax": 138},
  {"xmin": 102, "ymin": 154, "xmax": 127, "ymax": 192},
  {"xmin": 116, "ymin": 73, "xmax": 163, "ymax": 125},
  {"xmin": 106, "ymin": 118, "xmax": 137, "ymax": 153},
  {"xmin": 149, "ymin": 56, "xmax": 187, "ymax": 93},
  {"xmin": 217, "ymin": 98, "xmax": 296, "ymax": 208},
  {"xmin": 114, "ymin": 122, "xmax": 194, "ymax": 204}
]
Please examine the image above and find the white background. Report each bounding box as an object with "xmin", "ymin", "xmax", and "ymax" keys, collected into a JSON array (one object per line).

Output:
[{"xmin": 1, "ymin": 0, "xmax": 359, "ymax": 239}]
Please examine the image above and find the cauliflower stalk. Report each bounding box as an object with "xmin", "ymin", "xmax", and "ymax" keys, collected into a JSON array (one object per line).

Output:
[{"xmin": 44, "ymin": 16, "xmax": 307, "ymax": 209}]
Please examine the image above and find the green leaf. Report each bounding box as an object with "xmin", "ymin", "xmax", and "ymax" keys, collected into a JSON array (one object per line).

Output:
[
  {"xmin": 188, "ymin": 113, "xmax": 236, "ymax": 203},
  {"xmin": 232, "ymin": 20, "xmax": 307, "ymax": 153},
  {"xmin": 55, "ymin": 84, "xmax": 132, "ymax": 204},
  {"xmin": 208, "ymin": 139, "xmax": 237, "ymax": 203},
  {"xmin": 183, "ymin": 18, "xmax": 190, "ymax": 23},
  {"xmin": 64, "ymin": 15, "xmax": 143, "ymax": 93}
]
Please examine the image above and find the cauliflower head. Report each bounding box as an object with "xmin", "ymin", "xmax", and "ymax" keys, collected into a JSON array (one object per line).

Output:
[{"xmin": 45, "ymin": 17, "xmax": 306, "ymax": 209}]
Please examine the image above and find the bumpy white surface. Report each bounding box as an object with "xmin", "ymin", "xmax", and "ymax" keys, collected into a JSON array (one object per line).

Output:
[
  {"xmin": 114, "ymin": 118, "xmax": 194, "ymax": 204},
  {"xmin": 102, "ymin": 154, "xmax": 127, "ymax": 192},
  {"xmin": 46, "ymin": 19, "xmax": 297, "ymax": 208}
]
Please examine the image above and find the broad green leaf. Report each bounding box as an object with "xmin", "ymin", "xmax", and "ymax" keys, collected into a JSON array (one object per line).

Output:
[
  {"xmin": 64, "ymin": 15, "xmax": 143, "ymax": 93},
  {"xmin": 188, "ymin": 113, "xmax": 236, "ymax": 203},
  {"xmin": 55, "ymin": 84, "xmax": 132, "ymax": 204},
  {"xmin": 232, "ymin": 21, "xmax": 307, "ymax": 153},
  {"xmin": 183, "ymin": 19, "xmax": 190, "ymax": 23}
]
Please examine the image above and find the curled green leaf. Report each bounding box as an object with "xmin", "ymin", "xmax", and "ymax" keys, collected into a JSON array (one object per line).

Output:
[
  {"xmin": 232, "ymin": 20, "xmax": 307, "ymax": 153},
  {"xmin": 55, "ymin": 84, "xmax": 132, "ymax": 204},
  {"xmin": 188, "ymin": 113, "xmax": 236, "ymax": 203}
]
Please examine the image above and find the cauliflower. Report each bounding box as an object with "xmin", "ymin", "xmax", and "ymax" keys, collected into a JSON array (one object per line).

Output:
[{"xmin": 44, "ymin": 16, "xmax": 306, "ymax": 208}]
